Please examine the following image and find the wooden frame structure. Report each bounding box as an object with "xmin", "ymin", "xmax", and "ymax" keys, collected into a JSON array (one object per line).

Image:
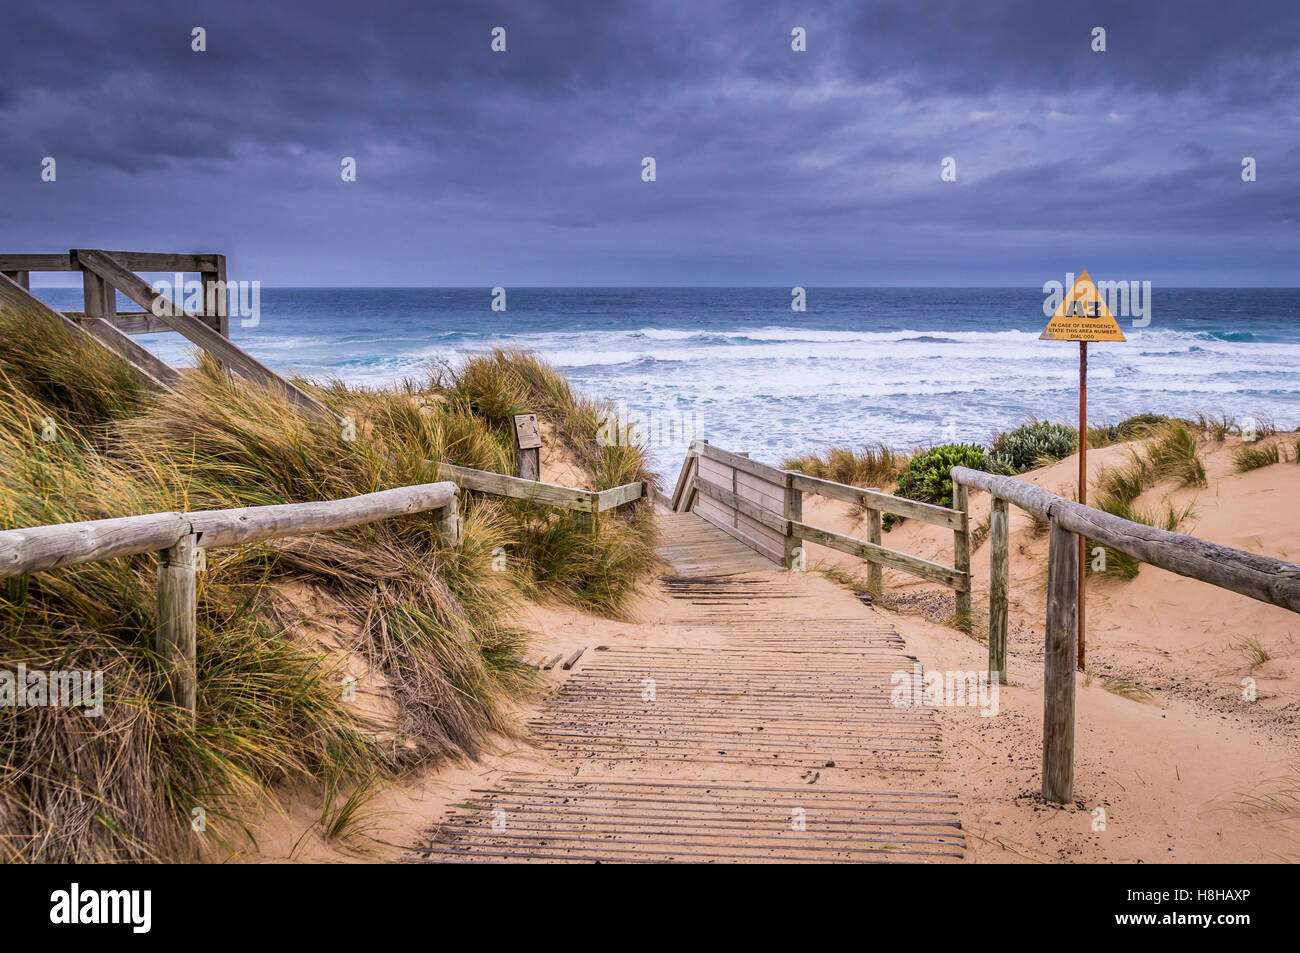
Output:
[
  {"xmin": 951, "ymin": 464, "xmax": 1300, "ymax": 804},
  {"xmin": 0, "ymin": 249, "xmax": 336, "ymax": 422}
]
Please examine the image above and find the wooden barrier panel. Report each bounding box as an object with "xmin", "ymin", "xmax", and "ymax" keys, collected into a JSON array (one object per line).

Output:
[{"xmin": 74, "ymin": 249, "xmax": 338, "ymax": 423}]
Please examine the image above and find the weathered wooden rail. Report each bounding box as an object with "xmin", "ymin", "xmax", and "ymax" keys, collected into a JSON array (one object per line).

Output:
[
  {"xmin": 0, "ymin": 249, "xmax": 336, "ymax": 422},
  {"xmin": 670, "ymin": 440, "xmax": 970, "ymax": 596},
  {"xmin": 0, "ymin": 483, "xmax": 462, "ymax": 718},
  {"xmin": 437, "ymin": 463, "xmax": 644, "ymax": 513},
  {"xmin": 951, "ymin": 465, "xmax": 1300, "ymax": 804}
]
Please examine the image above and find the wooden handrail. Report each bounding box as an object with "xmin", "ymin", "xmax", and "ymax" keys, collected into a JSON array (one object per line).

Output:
[
  {"xmin": 671, "ymin": 441, "xmax": 971, "ymax": 593},
  {"xmin": 437, "ymin": 462, "xmax": 644, "ymax": 513},
  {"xmin": 951, "ymin": 463, "xmax": 1300, "ymax": 806},
  {"xmin": 0, "ymin": 482, "xmax": 460, "ymax": 580},
  {"xmin": 951, "ymin": 466, "xmax": 1300, "ymax": 613},
  {"xmin": 0, "ymin": 481, "xmax": 461, "ymax": 718}
]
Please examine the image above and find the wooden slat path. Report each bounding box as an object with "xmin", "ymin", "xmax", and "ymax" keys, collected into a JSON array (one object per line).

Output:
[
  {"xmin": 409, "ymin": 514, "xmax": 963, "ymax": 863},
  {"xmin": 656, "ymin": 511, "xmax": 774, "ymax": 575}
]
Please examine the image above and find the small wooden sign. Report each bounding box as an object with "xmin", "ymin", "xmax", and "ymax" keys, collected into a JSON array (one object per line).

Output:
[
  {"xmin": 513, "ymin": 413, "xmax": 542, "ymax": 481},
  {"xmin": 513, "ymin": 414, "xmax": 542, "ymax": 450}
]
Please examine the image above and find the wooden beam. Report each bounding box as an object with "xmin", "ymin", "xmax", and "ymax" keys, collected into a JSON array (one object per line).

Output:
[
  {"xmin": 790, "ymin": 519, "xmax": 968, "ymax": 591},
  {"xmin": 0, "ymin": 271, "xmax": 178, "ymax": 390},
  {"xmin": 0, "ymin": 482, "xmax": 459, "ymax": 579},
  {"xmin": 697, "ymin": 442, "xmax": 786, "ymax": 485},
  {"xmin": 156, "ymin": 532, "xmax": 199, "ymax": 718},
  {"xmin": 787, "ymin": 472, "xmax": 963, "ymax": 529},
  {"xmin": 692, "ymin": 476, "xmax": 789, "ymax": 534},
  {"xmin": 1043, "ymin": 518, "xmax": 1079, "ymax": 804},
  {"xmin": 437, "ymin": 462, "xmax": 600, "ymax": 512},
  {"xmin": 0, "ymin": 252, "xmax": 223, "ymax": 272},
  {"xmin": 72, "ymin": 249, "xmax": 337, "ymax": 423},
  {"xmin": 1, "ymin": 270, "xmax": 30, "ymax": 290},
  {"xmin": 988, "ymin": 496, "xmax": 1009, "ymax": 684},
  {"xmin": 595, "ymin": 482, "xmax": 645, "ymax": 511}
]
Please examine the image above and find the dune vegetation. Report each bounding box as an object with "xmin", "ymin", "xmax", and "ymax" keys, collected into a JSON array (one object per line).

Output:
[{"xmin": 0, "ymin": 300, "xmax": 657, "ymax": 862}]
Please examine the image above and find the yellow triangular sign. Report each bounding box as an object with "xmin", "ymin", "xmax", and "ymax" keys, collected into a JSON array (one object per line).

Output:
[{"xmin": 1040, "ymin": 270, "xmax": 1126, "ymax": 342}]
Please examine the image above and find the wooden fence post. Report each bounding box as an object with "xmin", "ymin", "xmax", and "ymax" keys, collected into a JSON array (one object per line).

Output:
[
  {"xmin": 988, "ymin": 496, "xmax": 1009, "ymax": 684},
  {"xmin": 82, "ymin": 268, "xmax": 116, "ymax": 327},
  {"xmin": 199, "ymin": 255, "xmax": 229, "ymax": 337},
  {"xmin": 435, "ymin": 495, "xmax": 461, "ymax": 547},
  {"xmin": 953, "ymin": 480, "xmax": 971, "ymax": 620},
  {"xmin": 864, "ymin": 489, "xmax": 883, "ymax": 597},
  {"xmin": 783, "ymin": 474, "xmax": 802, "ymax": 570},
  {"xmin": 1043, "ymin": 516, "xmax": 1079, "ymax": 804},
  {"xmin": 513, "ymin": 413, "xmax": 542, "ymax": 481},
  {"xmin": 156, "ymin": 532, "xmax": 199, "ymax": 719},
  {"xmin": 2, "ymin": 270, "xmax": 29, "ymax": 290}
]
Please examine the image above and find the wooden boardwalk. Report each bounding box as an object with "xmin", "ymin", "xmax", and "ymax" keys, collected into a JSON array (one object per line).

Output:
[{"xmin": 410, "ymin": 514, "xmax": 964, "ymax": 863}]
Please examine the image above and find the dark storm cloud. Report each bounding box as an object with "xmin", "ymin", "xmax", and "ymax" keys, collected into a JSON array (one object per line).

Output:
[{"xmin": 1, "ymin": 0, "xmax": 1297, "ymax": 284}]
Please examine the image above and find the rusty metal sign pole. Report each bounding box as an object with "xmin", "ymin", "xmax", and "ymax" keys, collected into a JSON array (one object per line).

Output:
[{"xmin": 1078, "ymin": 340, "xmax": 1087, "ymax": 672}]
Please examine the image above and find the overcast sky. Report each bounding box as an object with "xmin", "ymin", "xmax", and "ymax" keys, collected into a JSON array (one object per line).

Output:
[{"xmin": 3, "ymin": 0, "xmax": 1297, "ymax": 286}]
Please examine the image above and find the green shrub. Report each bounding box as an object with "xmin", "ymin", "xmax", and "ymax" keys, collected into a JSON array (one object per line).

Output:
[
  {"xmin": 989, "ymin": 421, "xmax": 1077, "ymax": 473},
  {"xmin": 893, "ymin": 444, "xmax": 988, "ymax": 511}
]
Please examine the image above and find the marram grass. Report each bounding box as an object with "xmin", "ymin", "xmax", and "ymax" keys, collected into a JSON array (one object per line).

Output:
[{"xmin": 0, "ymin": 298, "xmax": 657, "ymax": 861}]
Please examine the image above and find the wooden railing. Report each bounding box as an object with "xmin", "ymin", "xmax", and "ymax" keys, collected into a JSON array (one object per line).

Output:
[
  {"xmin": 0, "ymin": 250, "xmax": 337, "ymax": 423},
  {"xmin": 951, "ymin": 465, "xmax": 1300, "ymax": 804},
  {"xmin": 0, "ymin": 483, "xmax": 462, "ymax": 720},
  {"xmin": 437, "ymin": 463, "xmax": 644, "ymax": 513},
  {"xmin": 670, "ymin": 440, "xmax": 971, "ymax": 596}
]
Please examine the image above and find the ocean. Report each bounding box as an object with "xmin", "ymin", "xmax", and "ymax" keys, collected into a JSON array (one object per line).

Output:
[{"xmin": 33, "ymin": 287, "xmax": 1300, "ymax": 472}]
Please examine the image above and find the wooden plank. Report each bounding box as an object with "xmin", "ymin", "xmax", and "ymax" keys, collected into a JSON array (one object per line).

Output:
[
  {"xmin": 438, "ymin": 462, "xmax": 599, "ymax": 512},
  {"xmin": 789, "ymin": 520, "xmax": 968, "ymax": 591},
  {"xmin": 953, "ymin": 482, "xmax": 971, "ymax": 618},
  {"xmin": 73, "ymin": 249, "xmax": 337, "ymax": 423},
  {"xmin": 0, "ymin": 482, "xmax": 459, "ymax": 578},
  {"xmin": 156, "ymin": 533, "xmax": 199, "ymax": 718},
  {"xmin": 562, "ymin": 646, "xmax": 587, "ymax": 670},
  {"xmin": 692, "ymin": 476, "xmax": 789, "ymax": 534},
  {"xmin": 697, "ymin": 442, "xmax": 787, "ymax": 485},
  {"xmin": 542, "ymin": 654, "xmax": 563, "ymax": 671},
  {"xmin": 1043, "ymin": 519, "xmax": 1078, "ymax": 804},
  {"xmin": 694, "ymin": 505, "xmax": 785, "ymax": 565},
  {"xmin": 0, "ymin": 271, "xmax": 178, "ymax": 390},
  {"xmin": 0, "ymin": 252, "xmax": 223, "ymax": 272},
  {"xmin": 952, "ymin": 465, "xmax": 1300, "ymax": 614},
  {"xmin": 733, "ymin": 468, "xmax": 787, "ymax": 513},
  {"xmin": 988, "ymin": 497, "xmax": 1009, "ymax": 684},
  {"xmin": 787, "ymin": 473, "xmax": 962, "ymax": 529},
  {"xmin": 595, "ymin": 482, "xmax": 645, "ymax": 511},
  {"xmin": 0, "ymin": 254, "xmax": 74, "ymax": 271},
  {"xmin": 734, "ymin": 508, "xmax": 786, "ymax": 557}
]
